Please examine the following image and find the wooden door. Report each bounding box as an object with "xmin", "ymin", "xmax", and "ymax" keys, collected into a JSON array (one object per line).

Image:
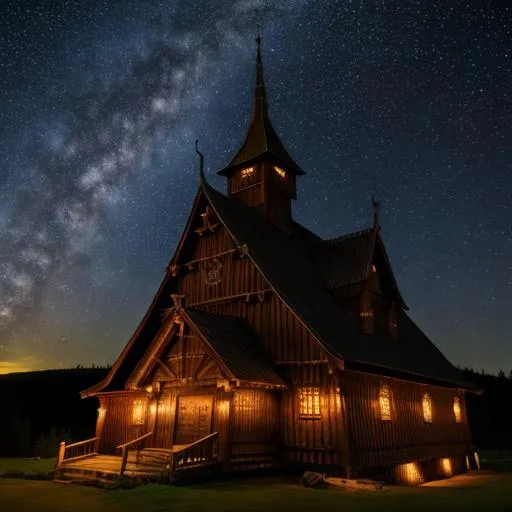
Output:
[{"xmin": 174, "ymin": 394, "xmax": 214, "ymax": 445}]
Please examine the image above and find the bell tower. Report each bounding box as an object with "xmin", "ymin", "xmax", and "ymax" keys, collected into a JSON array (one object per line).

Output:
[{"xmin": 217, "ymin": 37, "xmax": 305, "ymax": 232}]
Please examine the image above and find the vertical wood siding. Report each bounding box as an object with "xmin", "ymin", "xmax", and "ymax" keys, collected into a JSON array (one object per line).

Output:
[
  {"xmin": 281, "ymin": 365, "xmax": 344, "ymax": 467},
  {"xmin": 98, "ymin": 394, "xmax": 149, "ymax": 453},
  {"xmin": 229, "ymin": 388, "xmax": 279, "ymax": 469},
  {"xmin": 344, "ymin": 371, "xmax": 474, "ymax": 472}
]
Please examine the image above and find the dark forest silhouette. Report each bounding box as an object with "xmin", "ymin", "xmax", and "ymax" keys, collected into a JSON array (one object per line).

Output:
[{"xmin": 0, "ymin": 366, "xmax": 510, "ymax": 458}]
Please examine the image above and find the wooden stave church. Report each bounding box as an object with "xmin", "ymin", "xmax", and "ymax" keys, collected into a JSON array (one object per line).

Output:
[{"xmin": 57, "ymin": 39, "xmax": 479, "ymax": 485}]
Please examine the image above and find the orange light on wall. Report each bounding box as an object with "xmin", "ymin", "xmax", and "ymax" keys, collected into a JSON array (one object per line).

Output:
[
  {"xmin": 145, "ymin": 385, "xmax": 153, "ymax": 394},
  {"xmin": 465, "ymin": 455, "xmax": 471, "ymax": 470},
  {"xmin": 150, "ymin": 402, "xmax": 157, "ymax": 415},
  {"xmin": 453, "ymin": 397, "xmax": 462, "ymax": 423},
  {"xmin": 132, "ymin": 399, "xmax": 145, "ymax": 425},
  {"xmin": 379, "ymin": 384, "xmax": 392, "ymax": 421},
  {"xmin": 474, "ymin": 452, "xmax": 480, "ymax": 469},
  {"xmin": 441, "ymin": 458, "xmax": 453, "ymax": 477},
  {"xmin": 97, "ymin": 407, "xmax": 106, "ymax": 417},
  {"xmin": 396, "ymin": 462, "xmax": 423, "ymax": 486},
  {"xmin": 218, "ymin": 399, "xmax": 230, "ymax": 415}
]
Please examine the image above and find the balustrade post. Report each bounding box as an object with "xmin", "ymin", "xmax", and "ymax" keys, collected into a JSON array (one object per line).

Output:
[
  {"xmin": 120, "ymin": 447, "xmax": 128, "ymax": 476},
  {"xmin": 56, "ymin": 441, "xmax": 66, "ymax": 468}
]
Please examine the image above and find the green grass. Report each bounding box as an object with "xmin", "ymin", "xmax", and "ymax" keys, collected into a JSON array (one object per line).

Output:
[
  {"xmin": 0, "ymin": 457, "xmax": 56, "ymax": 475},
  {"xmin": 1, "ymin": 472, "xmax": 512, "ymax": 512}
]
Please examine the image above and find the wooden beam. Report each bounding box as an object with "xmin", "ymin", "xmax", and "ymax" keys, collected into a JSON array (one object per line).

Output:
[{"xmin": 187, "ymin": 288, "xmax": 273, "ymax": 307}]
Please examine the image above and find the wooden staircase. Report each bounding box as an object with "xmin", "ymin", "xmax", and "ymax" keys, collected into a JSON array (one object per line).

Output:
[
  {"xmin": 54, "ymin": 432, "xmax": 220, "ymax": 485},
  {"xmin": 54, "ymin": 448, "xmax": 173, "ymax": 484}
]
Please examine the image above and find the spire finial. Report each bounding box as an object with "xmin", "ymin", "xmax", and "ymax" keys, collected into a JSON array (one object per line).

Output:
[
  {"xmin": 256, "ymin": 24, "xmax": 261, "ymax": 47},
  {"xmin": 196, "ymin": 139, "xmax": 205, "ymax": 183},
  {"xmin": 371, "ymin": 194, "xmax": 381, "ymax": 230}
]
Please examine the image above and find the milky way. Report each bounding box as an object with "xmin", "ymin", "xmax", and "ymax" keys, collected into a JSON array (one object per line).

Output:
[{"xmin": 0, "ymin": 1, "xmax": 510, "ymax": 373}]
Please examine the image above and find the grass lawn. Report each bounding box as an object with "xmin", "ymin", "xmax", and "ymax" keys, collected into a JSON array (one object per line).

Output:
[
  {"xmin": 1, "ymin": 471, "xmax": 512, "ymax": 512},
  {"xmin": 0, "ymin": 457, "xmax": 55, "ymax": 475}
]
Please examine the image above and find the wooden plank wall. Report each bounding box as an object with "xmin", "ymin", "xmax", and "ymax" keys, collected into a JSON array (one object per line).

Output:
[
  {"xmin": 229, "ymin": 388, "xmax": 279, "ymax": 469},
  {"xmin": 281, "ymin": 365, "xmax": 345, "ymax": 467},
  {"xmin": 344, "ymin": 370, "xmax": 473, "ymax": 471},
  {"xmin": 178, "ymin": 222, "xmax": 324, "ymax": 363},
  {"xmin": 98, "ymin": 394, "xmax": 149, "ymax": 453}
]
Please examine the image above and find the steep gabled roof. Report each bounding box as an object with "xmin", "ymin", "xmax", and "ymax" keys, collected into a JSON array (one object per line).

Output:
[
  {"xmin": 310, "ymin": 228, "xmax": 408, "ymax": 309},
  {"xmin": 201, "ymin": 178, "xmax": 476, "ymax": 391},
  {"xmin": 218, "ymin": 38, "xmax": 305, "ymax": 177},
  {"xmin": 185, "ymin": 308, "xmax": 284, "ymax": 387}
]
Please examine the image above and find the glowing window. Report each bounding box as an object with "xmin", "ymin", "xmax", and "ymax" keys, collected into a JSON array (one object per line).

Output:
[
  {"xmin": 273, "ymin": 166, "xmax": 286, "ymax": 179},
  {"xmin": 453, "ymin": 397, "xmax": 462, "ymax": 423},
  {"xmin": 360, "ymin": 302, "xmax": 375, "ymax": 334},
  {"xmin": 240, "ymin": 167, "xmax": 255, "ymax": 179},
  {"xmin": 132, "ymin": 399, "xmax": 145, "ymax": 425},
  {"xmin": 371, "ymin": 264, "xmax": 377, "ymax": 273},
  {"xmin": 299, "ymin": 387, "xmax": 320, "ymax": 418},
  {"xmin": 422, "ymin": 393, "xmax": 433, "ymax": 423},
  {"xmin": 379, "ymin": 384, "xmax": 392, "ymax": 421}
]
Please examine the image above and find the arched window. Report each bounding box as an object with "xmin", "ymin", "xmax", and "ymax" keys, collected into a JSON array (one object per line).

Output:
[
  {"xmin": 379, "ymin": 384, "xmax": 392, "ymax": 421},
  {"xmin": 422, "ymin": 393, "xmax": 433, "ymax": 423},
  {"xmin": 453, "ymin": 397, "xmax": 462, "ymax": 423}
]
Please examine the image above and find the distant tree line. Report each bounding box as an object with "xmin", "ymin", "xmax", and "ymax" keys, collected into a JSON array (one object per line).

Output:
[{"xmin": 0, "ymin": 367, "xmax": 108, "ymax": 458}]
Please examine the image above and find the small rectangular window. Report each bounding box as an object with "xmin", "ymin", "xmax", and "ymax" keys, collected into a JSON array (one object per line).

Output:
[{"xmin": 299, "ymin": 387, "xmax": 320, "ymax": 418}]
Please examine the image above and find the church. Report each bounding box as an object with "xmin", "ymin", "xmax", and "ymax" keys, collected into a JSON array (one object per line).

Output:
[{"xmin": 55, "ymin": 38, "xmax": 478, "ymax": 485}]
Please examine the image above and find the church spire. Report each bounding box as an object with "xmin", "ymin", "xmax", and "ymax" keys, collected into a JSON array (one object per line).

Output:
[
  {"xmin": 218, "ymin": 36, "xmax": 305, "ymax": 177},
  {"xmin": 253, "ymin": 33, "xmax": 268, "ymax": 123}
]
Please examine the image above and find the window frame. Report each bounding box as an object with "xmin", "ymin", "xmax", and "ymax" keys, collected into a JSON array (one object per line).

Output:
[{"xmin": 298, "ymin": 386, "xmax": 321, "ymax": 419}]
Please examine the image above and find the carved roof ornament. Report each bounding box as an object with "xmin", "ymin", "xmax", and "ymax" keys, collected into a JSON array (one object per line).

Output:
[
  {"xmin": 169, "ymin": 264, "xmax": 179, "ymax": 277},
  {"xmin": 195, "ymin": 206, "xmax": 220, "ymax": 236},
  {"xmin": 203, "ymin": 257, "xmax": 223, "ymax": 286},
  {"xmin": 171, "ymin": 294, "xmax": 186, "ymax": 309},
  {"xmin": 237, "ymin": 243, "xmax": 249, "ymax": 258}
]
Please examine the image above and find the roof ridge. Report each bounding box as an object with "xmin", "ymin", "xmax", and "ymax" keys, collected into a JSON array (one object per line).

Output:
[{"xmin": 322, "ymin": 227, "xmax": 374, "ymax": 244}]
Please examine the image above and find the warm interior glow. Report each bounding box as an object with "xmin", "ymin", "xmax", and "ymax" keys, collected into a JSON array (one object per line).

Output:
[
  {"xmin": 474, "ymin": 451, "xmax": 480, "ymax": 469},
  {"xmin": 453, "ymin": 397, "xmax": 462, "ymax": 423},
  {"xmin": 273, "ymin": 165, "xmax": 286, "ymax": 179},
  {"xmin": 422, "ymin": 393, "xmax": 433, "ymax": 423},
  {"xmin": 150, "ymin": 402, "xmax": 157, "ymax": 415},
  {"xmin": 97, "ymin": 407, "xmax": 106, "ymax": 416},
  {"xmin": 371, "ymin": 264, "xmax": 377, "ymax": 273},
  {"xmin": 465, "ymin": 455, "xmax": 471, "ymax": 470},
  {"xmin": 132, "ymin": 399, "xmax": 145, "ymax": 425},
  {"xmin": 379, "ymin": 384, "xmax": 392, "ymax": 421},
  {"xmin": 240, "ymin": 167, "xmax": 255, "ymax": 178},
  {"xmin": 441, "ymin": 458, "xmax": 453, "ymax": 476},
  {"xmin": 399, "ymin": 462, "xmax": 423, "ymax": 485},
  {"xmin": 145, "ymin": 385, "xmax": 153, "ymax": 394},
  {"xmin": 299, "ymin": 387, "xmax": 320, "ymax": 417},
  {"xmin": 218, "ymin": 399, "xmax": 230, "ymax": 414}
]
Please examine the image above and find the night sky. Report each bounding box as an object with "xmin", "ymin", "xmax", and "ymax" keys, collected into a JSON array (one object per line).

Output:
[{"xmin": 1, "ymin": 1, "xmax": 510, "ymax": 375}]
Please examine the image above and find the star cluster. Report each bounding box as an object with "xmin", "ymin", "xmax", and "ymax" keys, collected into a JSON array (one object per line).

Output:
[{"xmin": 0, "ymin": 0, "xmax": 510, "ymax": 374}]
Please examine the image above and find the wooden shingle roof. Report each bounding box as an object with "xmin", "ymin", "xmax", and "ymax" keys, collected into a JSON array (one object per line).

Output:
[
  {"xmin": 201, "ymin": 179, "xmax": 476, "ymax": 390},
  {"xmin": 185, "ymin": 308, "xmax": 285, "ymax": 387}
]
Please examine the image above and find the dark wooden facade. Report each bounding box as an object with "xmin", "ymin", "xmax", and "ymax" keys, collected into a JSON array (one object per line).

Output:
[{"xmin": 76, "ymin": 39, "xmax": 478, "ymax": 485}]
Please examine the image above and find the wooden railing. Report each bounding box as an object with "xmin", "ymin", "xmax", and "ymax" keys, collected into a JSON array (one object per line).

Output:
[
  {"xmin": 56, "ymin": 437, "xmax": 99, "ymax": 468},
  {"xmin": 117, "ymin": 431, "xmax": 153, "ymax": 475},
  {"xmin": 171, "ymin": 432, "xmax": 219, "ymax": 472}
]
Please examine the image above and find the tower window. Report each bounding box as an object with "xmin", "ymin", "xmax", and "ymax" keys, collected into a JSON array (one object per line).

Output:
[
  {"xmin": 422, "ymin": 393, "xmax": 433, "ymax": 423},
  {"xmin": 379, "ymin": 384, "xmax": 392, "ymax": 421},
  {"xmin": 298, "ymin": 387, "xmax": 320, "ymax": 418},
  {"xmin": 240, "ymin": 166, "xmax": 255, "ymax": 179},
  {"xmin": 273, "ymin": 166, "xmax": 286, "ymax": 179},
  {"xmin": 453, "ymin": 397, "xmax": 462, "ymax": 423}
]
